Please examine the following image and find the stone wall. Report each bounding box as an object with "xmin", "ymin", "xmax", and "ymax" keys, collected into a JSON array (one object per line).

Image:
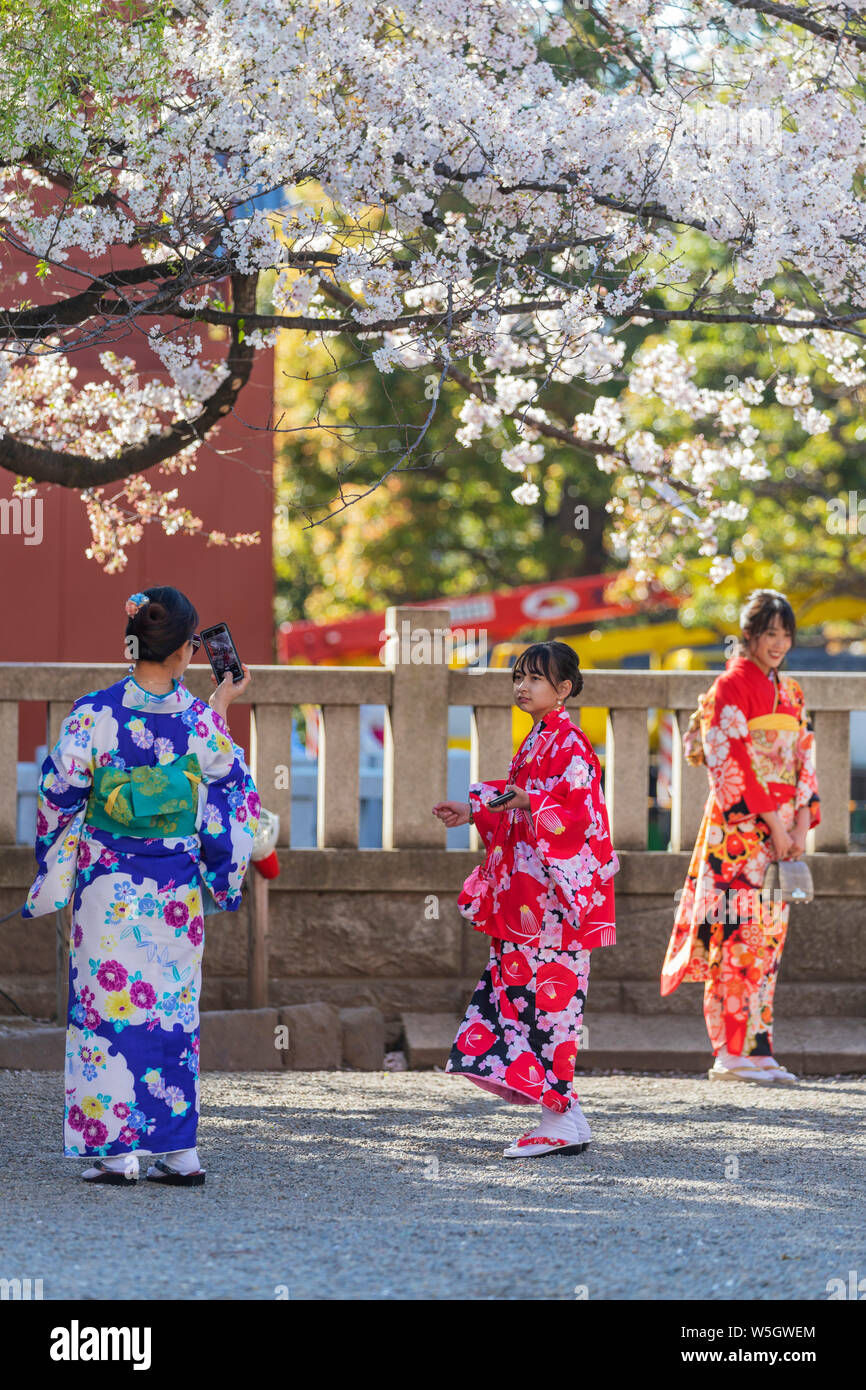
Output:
[{"xmin": 4, "ymin": 847, "xmax": 864, "ymax": 1042}]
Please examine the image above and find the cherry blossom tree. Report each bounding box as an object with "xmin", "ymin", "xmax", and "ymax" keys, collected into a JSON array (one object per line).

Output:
[{"xmin": 3, "ymin": 0, "xmax": 866, "ymax": 573}]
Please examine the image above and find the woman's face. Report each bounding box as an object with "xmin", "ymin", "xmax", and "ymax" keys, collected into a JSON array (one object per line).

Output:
[
  {"xmin": 747, "ymin": 614, "xmax": 792, "ymax": 669},
  {"xmin": 512, "ymin": 664, "xmax": 571, "ymax": 719}
]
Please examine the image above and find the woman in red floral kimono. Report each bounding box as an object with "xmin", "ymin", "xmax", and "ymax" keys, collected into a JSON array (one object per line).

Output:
[
  {"xmin": 661, "ymin": 591, "xmax": 820, "ymax": 1085},
  {"xmin": 433, "ymin": 641, "xmax": 618, "ymax": 1160}
]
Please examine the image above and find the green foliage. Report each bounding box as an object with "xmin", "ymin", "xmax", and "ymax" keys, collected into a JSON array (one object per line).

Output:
[
  {"xmin": 272, "ymin": 331, "xmax": 616, "ymax": 625},
  {"xmin": 0, "ymin": 1, "xmax": 170, "ymax": 185}
]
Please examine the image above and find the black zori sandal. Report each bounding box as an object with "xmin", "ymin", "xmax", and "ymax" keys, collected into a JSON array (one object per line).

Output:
[
  {"xmin": 81, "ymin": 1159, "xmax": 139, "ymax": 1184},
  {"xmin": 145, "ymin": 1159, "xmax": 206, "ymax": 1187}
]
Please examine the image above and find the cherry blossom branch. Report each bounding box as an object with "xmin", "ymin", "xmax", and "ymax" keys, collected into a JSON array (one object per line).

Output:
[
  {"xmin": 726, "ymin": 0, "xmax": 866, "ymax": 53},
  {"xmin": 445, "ymin": 363, "xmax": 616, "ymax": 456},
  {"xmin": 580, "ymin": 3, "xmax": 660, "ymax": 93},
  {"xmin": 0, "ymin": 273, "xmax": 257, "ymax": 487}
]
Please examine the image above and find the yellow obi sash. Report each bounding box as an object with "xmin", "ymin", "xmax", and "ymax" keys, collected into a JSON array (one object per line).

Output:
[
  {"xmin": 86, "ymin": 754, "xmax": 202, "ymax": 837},
  {"xmin": 747, "ymin": 673, "xmax": 801, "ymax": 733},
  {"xmin": 747, "ymin": 713, "xmax": 800, "ymax": 732}
]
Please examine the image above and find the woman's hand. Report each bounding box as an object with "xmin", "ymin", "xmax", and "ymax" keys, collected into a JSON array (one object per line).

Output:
[
  {"xmin": 432, "ymin": 800, "xmax": 471, "ymax": 828},
  {"xmin": 786, "ymin": 828, "xmax": 809, "ymax": 860},
  {"xmin": 763, "ymin": 809, "xmax": 794, "ymax": 861},
  {"xmin": 786, "ymin": 807, "xmax": 811, "ymax": 859},
  {"xmin": 209, "ymin": 664, "xmax": 251, "ymax": 718},
  {"xmin": 490, "ymin": 784, "xmax": 530, "ymax": 811},
  {"xmin": 771, "ymin": 828, "xmax": 795, "ymax": 860}
]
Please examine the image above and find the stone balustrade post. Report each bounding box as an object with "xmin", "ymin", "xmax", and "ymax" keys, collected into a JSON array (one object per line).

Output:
[
  {"xmin": 382, "ymin": 606, "xmax": 450, "ymax": 850},
  {"xmin": 811, "ymin": 710, "xmax": 851, "ymax": 852},
  {"xmin": 670, "ymin": 708, "xmax": 710, "ymax": 851},
  {"xmin": 251, "ymin": 704, "xmax": 292, "ymax": 847},
  {"xmin": 605, "ymin": 707, "xmax": 649, "ymax": 850},
  {"xmin": 317, "ymin": 704, "xmax": 360, "ymax": 849}
]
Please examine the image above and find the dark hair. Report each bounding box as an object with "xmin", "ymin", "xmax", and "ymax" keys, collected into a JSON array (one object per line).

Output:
[
  {"xmin": 737, "ymin": 589, "xmax": 796, "ymax": 656},
  {"xmin": 512, "ymin": 640, "xmax": 583, "ymax": 699},
  {"xmin": 125, "ymin": 586, "xmax": 198, "ymax": 663}
]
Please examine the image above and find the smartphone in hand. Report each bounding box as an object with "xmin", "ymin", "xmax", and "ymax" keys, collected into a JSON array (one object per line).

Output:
[
  {"xmin": 200, "ymin": 622, "xmax": 244, "ymax": 685},
  {"xmin": 487, "ymin": 789, "xmax": 516, "ymax": 809}
]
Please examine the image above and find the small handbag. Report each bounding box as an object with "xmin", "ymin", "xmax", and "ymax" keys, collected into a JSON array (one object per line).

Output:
[
  {"xmin": 459, "ymin": 812, "xmax": 510, "ymax": 936},
  {"xmin": 762, "ymin": 858, "xmax": 814, "ymax": 904},
  {"xmin": 682, "ymin": 705, "xmax": 705, "ymax": 767}
]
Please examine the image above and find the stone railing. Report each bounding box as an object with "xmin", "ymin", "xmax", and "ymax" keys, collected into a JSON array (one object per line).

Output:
[{"xmin": 2, "ymin": 605, "xmax": 865, "ymax": 1027}]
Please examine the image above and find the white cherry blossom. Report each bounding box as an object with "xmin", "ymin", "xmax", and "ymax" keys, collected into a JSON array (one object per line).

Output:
[{"xmin": 1, "ymin": 0, "xmax": 865, "ymax": 570}]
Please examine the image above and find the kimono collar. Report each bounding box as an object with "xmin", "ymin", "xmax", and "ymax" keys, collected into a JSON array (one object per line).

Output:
[
  {"xmin": 121, "ymin": 676, "xmax": 196, "ymax": 713},
  {"xmin": 533, "ymin": 705, "xmax": 572, "ymax": 736},
  {"xmin": 728, "ymin": 654, "xmax": 779, "ymax": 687}
]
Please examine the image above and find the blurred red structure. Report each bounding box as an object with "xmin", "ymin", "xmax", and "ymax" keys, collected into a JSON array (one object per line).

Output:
[
  {"xmin": 0, "ymin": 345, "xmax": 276, "ymax": 762},
  {"xmin": 277, "ymin": 573, "xmax": 678, "ymax": 665}
]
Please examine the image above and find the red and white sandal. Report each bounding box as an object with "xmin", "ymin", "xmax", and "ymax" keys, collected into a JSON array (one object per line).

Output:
[{"xmin": 503, "ymin": 1132, "xmax": 589, "ymax": 1160}]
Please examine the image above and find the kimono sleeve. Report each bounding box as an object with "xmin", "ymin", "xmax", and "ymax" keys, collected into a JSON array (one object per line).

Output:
[
  {"xmin": 524, "ymin": 732, "xmax": 612, "ymax": 866},
  {"xmin": 467, "ymin": 780, "xmax": 507, "ymax": 850},
  {"xmin": 196, "ymin": 708, "xmax": 261, "ymax": 912},
  {"xmin": 522, "ymin": 727, "xmax": 617, "ymax": 945},
  {"xmin": 22, "ymin": 697, "xmax": 99, "ymax": 919},
  {"xmin": 701, "ymin": 675, "xmax": 775, "ymax": 823},
  {"xmin": 790, "ymin": 680, "xmax": 821, "ymax": 829}
]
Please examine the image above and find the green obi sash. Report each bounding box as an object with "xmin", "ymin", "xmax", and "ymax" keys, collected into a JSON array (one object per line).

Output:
[{"xmin": 86, "ymin": 754, "xmax": 203, "ymax": 838}]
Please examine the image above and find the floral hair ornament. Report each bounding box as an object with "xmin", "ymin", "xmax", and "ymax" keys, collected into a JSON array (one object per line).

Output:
[{"xmin": 125, "ymin": 592, "xmax": 150, "ymax": 617}]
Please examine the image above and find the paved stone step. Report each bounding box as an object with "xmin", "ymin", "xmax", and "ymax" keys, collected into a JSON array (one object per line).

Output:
[
  {"xmin": 599, "ymin": 979, "xmax": 866, "ymax": 1017},
  {"xmin": 402, "ymin": 1011, "xmax": 866, "ymax": 1075},
  {"xmin": 0, "ymin": 1003, "xmax": 386, "ymax": 1071},
  {"xmin": 402, "ymin": 1013, "xmax": 464, "ymax": 1069}
]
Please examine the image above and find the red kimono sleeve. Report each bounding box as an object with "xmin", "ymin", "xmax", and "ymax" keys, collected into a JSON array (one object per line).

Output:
[
  {"xmin": 523, "ymin": 731, "xmax": 613, "ymax": 868},
  {"xmin": 701, "ymin": 672, "xmax": 776, "ymax": 823},
  {"xmin": 790, "ymin": 680, "xmax": 821, "ymax": 829},
  {"xmin": 522, "ymin": 726, "xmax": 616, "ymax": 948},
  {"xmin": 467, "ymin": 780, "xmax": 507, "ymax": 849}
]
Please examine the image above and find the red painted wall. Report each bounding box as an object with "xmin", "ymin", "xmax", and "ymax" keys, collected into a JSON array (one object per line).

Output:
[{"xmin": 1, "ymin": 346, "xmax": 276, "ymax": 762}]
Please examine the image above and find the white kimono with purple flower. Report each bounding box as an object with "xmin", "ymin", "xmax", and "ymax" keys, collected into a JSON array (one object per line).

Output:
[{"xmin": 22, "ymin": 676, "xmax": 259, "ymax": 1159}]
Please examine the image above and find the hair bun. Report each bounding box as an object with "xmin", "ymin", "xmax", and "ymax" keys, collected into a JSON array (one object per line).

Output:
[{"xmin": 123, "ymin": 586, "xmax": 198, "ymax": 664}]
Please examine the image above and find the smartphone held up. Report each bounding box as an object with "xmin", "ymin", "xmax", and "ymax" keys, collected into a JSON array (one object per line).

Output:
[{"xmin": 200, "ymin": 623, "xmax": 245, "ymax": 686}]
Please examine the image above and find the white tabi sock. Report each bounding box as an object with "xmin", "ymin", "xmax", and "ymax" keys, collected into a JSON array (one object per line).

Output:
[
  {"xmin": 527, "ymin": 1102, "xmax": 591, "ymax": 1146},
  {"xmin": 160, "ymin": 1146, "xmax": 202, "ymax": 1173},
  {"xmin": 84, "ymin": 1152, "xmax": 139, "ymax": 1178},
  {"xmin": 717, "ymin": 1048, "xmax": 760, "ymax": 1069}
]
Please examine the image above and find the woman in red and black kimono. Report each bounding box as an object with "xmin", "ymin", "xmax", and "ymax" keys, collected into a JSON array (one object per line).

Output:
[
  {"xmin": 661, "ymin": 590, "xmax": 820, "ymax": 1084},
  {"xmin": 433, "ymin": 641, "xmax": 618, "ymax": 1160}
]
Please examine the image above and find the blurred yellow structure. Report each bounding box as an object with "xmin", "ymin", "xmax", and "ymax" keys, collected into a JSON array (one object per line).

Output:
[
  {"xmin": 489, "ymin": 584, "xmax": 866, "ymax": 754},
  {"xmin": 292, "ymin": 567, "xmax": 866, "ymax": 761},
  {"xmin": 490, "ymin": 620, "xmax": 721, "ymax": 752}
]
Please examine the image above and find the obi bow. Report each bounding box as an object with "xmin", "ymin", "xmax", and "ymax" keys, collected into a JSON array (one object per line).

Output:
[{"xmin": 86, "ymin": 754, "xmax": 203, "ymax": 838}]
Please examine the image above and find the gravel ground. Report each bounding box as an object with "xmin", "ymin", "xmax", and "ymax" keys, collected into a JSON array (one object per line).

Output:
[{"xmin": 1, "ymin": 1068, "xmax": 864, "ymax": 1301}]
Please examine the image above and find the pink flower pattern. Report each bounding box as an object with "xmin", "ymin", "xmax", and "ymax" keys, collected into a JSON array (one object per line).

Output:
[{"xmin": 448, "ymin": 706, "xmax": 614, "ymax": 1112}]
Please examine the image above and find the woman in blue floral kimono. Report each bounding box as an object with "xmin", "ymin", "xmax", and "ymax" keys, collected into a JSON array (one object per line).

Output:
[{"xmin": 22, "ymin": 587, "xmax": 259, "ymax": 1185}]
